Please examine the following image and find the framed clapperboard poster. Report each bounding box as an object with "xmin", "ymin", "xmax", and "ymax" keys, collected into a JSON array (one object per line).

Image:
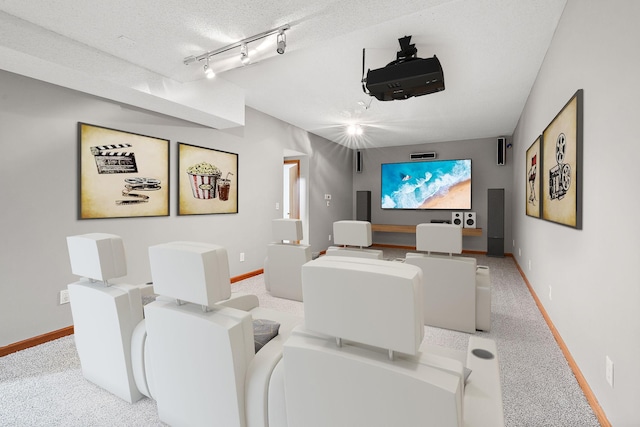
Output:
[{"xmin": 78, "ymin": 123, "xmax": 169, "ymax": 219}]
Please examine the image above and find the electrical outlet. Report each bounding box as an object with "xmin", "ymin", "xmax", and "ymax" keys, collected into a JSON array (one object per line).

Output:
[
  {"xmin": 240, "ymin": 252, "xmax": 245, "ymax": 262},
  {"xmin": 329, "ymin": 234, "xmax": 332, "ymax": 241},
  {"xmin": 606, "ymin": 356, "xmax": 614, "ymax": 387},
  {"xmin": 59, "ymin": 289, "xmax": 70, "ymax": 305},
  {"xmin": 326, "ymin": 201, "xmax": 330, "ymax": 207},
  {"xmin": 548, "ymin": 286, "xmax": 552, "ymax": 300},
  {"xmin": 275, "ymin": 202, "xmax": 279, "ymax": 210},
  {"xmin": 528, "ymin": 260, "xmax": 532, "ymax": 271}
]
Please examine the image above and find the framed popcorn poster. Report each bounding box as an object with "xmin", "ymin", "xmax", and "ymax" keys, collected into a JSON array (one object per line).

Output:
[
  {"xmin": 178, "ymin": 143, "xmax": 238, "ymax": 215},
  {"xmin": 78, "ymin": 123, "xmax": 169, "ymax": 219},
  {"xmin": 541, "ymin": 89, "xmax": 583, "ymax": 229},
  {"xmin": 525, "ymin": 135, "xmax": 542, "ymax": 218}
]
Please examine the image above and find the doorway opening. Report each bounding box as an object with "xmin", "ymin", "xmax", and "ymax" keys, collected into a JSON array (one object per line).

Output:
[{"xmin": 283, "ymin": 160, "xmax": 300, "ymax": 220}]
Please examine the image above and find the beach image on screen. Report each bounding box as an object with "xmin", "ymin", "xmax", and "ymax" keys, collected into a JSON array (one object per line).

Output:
[{"xmin": 381, "ymin": 159, "xmax": 471, "ymax": 209}]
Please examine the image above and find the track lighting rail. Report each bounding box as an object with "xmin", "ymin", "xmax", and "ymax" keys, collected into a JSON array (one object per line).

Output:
[{"xmin": 184, "ymin": 24, "xmax": 290, "ymax": 65}]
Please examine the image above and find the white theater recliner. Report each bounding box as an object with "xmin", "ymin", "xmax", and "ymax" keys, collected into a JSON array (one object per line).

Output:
[
  {"xmin": 405, "ymin": 223, "xmax": 491, "ymax": 333},
  {"xmin": 325, "ymin": 220, "xmax": 383, "ymax": 259},
  {"xmin": 145, "ymin": 241, "xmax": 302, "ymax": 427},
  {"xmin": 264, "ymin": 219, "xmax": 312, "ymax": 301},
  {"xmin": 66, "ymin": 233, "xmax": 154, "ymax": 403},
  {"xmin": 274, "ymin": 256, "xmax": 503, "ymax": 427}
]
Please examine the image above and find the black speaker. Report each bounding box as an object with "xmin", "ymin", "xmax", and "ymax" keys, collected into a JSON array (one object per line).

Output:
[
  {"xmin": 487, "ymin": 188, "xmax": 505, "ymax": 257},
  {"xmin": 356, "ymin": 191, "xmax": 371, "ymax": 222},
  {"xmin": 497, "ymin": 137, "xmax": 506, "ymax": 166},
  {"xmin": 356, "ymin": 150, "xmax": 363, "ymax": 173}
]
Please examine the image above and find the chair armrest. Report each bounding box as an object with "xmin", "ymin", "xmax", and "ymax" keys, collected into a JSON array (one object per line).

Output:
[
  {"xmin": 138, "ymin": 283, "xmax": 155, "ymax": 297},
  {"xmin": 463, "ymin": 337, "xmax": 504, "ymax": 427},
  {"xmin": 215, "ymin": 292, "xmax": 260, "ymax": 311},
  {"xmin": 245, "ymin": 307, "xmax": 303, "ymax": 427}
]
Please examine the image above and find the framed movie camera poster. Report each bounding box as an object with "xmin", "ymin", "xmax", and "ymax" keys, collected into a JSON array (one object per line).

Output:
[
  {"xmin": 541, "ymin": 89, "xmax": 583, "ymax": 229},
  {"xmin": 178, "ymin": 143, "xmax": 238, "ymax": 215},
  {"xmin": 525, "ymin": 135, "xmax": 542, "ymax": 218},
  {"xmin": 78, "ymin": 123, "xmax": 170, "ymax": 219}
]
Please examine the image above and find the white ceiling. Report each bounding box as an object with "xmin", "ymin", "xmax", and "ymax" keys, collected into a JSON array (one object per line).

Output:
[{"xmin": 0, "ymin": 0, "xmax": 567, "ymax": 148}]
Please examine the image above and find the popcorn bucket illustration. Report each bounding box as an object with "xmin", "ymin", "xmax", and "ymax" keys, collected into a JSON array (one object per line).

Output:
[{"xmin": 187, "ymin": 162, "xmax": 221, "ymax": 199}]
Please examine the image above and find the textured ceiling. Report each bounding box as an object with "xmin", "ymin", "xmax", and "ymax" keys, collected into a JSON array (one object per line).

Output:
[{"xmin": 0, "ymin": 0, "xmax": 567, "ymax": 148}]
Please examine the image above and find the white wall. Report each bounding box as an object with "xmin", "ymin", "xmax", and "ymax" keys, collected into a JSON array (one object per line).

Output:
[
  {"xmin": 0, "ymin": 70, "xmax": 353, "ymax": 347},
  {"xmin": 511, "ymin": 0, "xmax": 640, "ymax": 424}
]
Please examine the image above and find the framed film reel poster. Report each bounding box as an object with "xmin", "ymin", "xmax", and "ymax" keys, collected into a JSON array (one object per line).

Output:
[
  {"xmin": 78, "ymin": 123, "xmax": 170, "ymax": 219},
  {"xmin": 541, "ymin": 89, "xmax": 583, "ymax": 229}
]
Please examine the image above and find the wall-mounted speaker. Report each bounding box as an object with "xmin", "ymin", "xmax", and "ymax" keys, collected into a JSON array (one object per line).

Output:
[
  {"xmin": 497, "ymin": 137, "xmax": 506, "ymax": 166},
  {"xmin": 464, "ymin": 212, "xmax": 476, "ymax": 228},
  {"xmin": 410, "ymin": 152, "xmax": 437, "ymax": 160},
  {"xmin": 355, "ymin": 150, "xmax": 363, "ymax": 173},
  {"xmin": 452, "ymin": 212, "xmax": 463, "ymax": 226}
]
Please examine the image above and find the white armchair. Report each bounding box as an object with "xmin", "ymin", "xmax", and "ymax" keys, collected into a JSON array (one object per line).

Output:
[
  {"xmin": 325, "ymin": 220, "xmax": 383, "ymax": 259},
  {"xmin": 66, "ymin": 233, "xmax": 152, "ymax": 403},
  {"xmin": 146, "ymin": 241, "xmax": 302, "ymax": 427},
  {"xmin": 274, "ymin": 256, "xmax": 503, "ymax": 427},
  {"xmin": 405, "ymin": 223, "xmax": 491, "ymax": 333},
  {"xmin": 264, "ymin": 219, "xmax": 311, "ymax": 301}
]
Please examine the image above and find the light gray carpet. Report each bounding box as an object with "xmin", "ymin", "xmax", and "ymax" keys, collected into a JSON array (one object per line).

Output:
[{"xmin": 0, "ymin": 252, "xmax": 600, "ymax": 426}]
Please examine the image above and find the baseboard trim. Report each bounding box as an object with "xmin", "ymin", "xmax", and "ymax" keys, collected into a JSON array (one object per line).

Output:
[
  {"xmin": 0, "ymin": 325, "xmax": 74, "ymax": 357},
  {"xmin": 230, "ymin": 269, "xmax": 263, "ymax": 283},
  {"xmin": 2, "ymin": 270, "xmax": 266, "ymax": 357},
  {"xmin": 513, "ymin": 259, "xmax": 611, "ymax": 427}
]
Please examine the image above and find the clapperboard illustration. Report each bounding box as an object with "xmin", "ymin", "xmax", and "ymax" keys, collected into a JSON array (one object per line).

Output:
[{"xmin": 91, "ymin": 143, "xmax": 138, "ymax": 174}]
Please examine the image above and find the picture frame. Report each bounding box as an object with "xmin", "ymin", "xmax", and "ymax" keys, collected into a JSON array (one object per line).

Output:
[
  {"xmin": 541, "ymin": 89, "xmax": 583, "ymax": 229},
  {"xmin": 525, "ymin": 135, "xmax": 542, "ymax": 218},
  {"xmin": 178, "ymin": 143, "xmax": 238, "ymax": 215},
  {"xmin": 78, "ymin": 123, "xmax": 169, "ymax": 219}
]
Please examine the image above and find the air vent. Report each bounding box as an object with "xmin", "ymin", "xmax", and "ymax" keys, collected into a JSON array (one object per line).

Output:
[{"xmin": 410, "ymin": 152, "xmax": 437, "ymax": 160}]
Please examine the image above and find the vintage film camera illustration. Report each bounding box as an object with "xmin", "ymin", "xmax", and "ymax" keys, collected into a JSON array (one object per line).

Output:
[{"xmin": 548, "ymin": 133, "xmax": 571, "ymax": 200}]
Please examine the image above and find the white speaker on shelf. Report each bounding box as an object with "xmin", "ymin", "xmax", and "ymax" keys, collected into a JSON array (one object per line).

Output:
[
  {"xmin": 452, "ymin": 212, "xmax": 463, "ymax": 226},
  {"xmin": 464, "ymin": 212, "xmax": 477, "ymax": 228}
]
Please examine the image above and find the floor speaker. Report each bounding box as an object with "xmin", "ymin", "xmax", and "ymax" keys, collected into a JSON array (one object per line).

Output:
[
  {"xmin": 452, "ymin": 212, "xmax": 463, "ymax": 226},
  {"xmin": 487, "ymin": 188, "xmax": 505, "ymax": 257},
  {"xmin": 356, "ymin": 191, "xmax": 371, "ymax": 222},
  {"xmin": 464, "ymin": 212, "xmax": 476, "ymax": 228}
]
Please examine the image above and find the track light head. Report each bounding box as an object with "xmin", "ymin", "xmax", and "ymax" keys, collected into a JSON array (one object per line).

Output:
[
  {"xmin": 240, "ymin": 44, "xmax": 251, "ymax": 65},
  {"xmin": 204, "ymin": 58, "xmax": 215, "ymax": 78},
  {"xmin": 276, "ymin": 31, "xmax": 286, "ymax": 54}
]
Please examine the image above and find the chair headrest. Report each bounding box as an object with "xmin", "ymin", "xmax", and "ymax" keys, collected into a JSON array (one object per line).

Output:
[
  {"xmin": 302, "ymin": 257, "xmax": 424, "ymax": 355},
  {"xmin": 333, "ymin": 220, "xmax": 372, "ymax": 247},
  {"xmin": 416, "ymin": 223, "xmax": 462, "ymax": 254},
  {"xmin": 148, "ymin": 241, "xmax": 231, "ymax": 306},
  {"xmin": 272, "ymin": 218, "xmax": 303, "ymax": 242},
  {"xmin": 67, "ymin": 233, "xmax": 127, "ymax": 282}
]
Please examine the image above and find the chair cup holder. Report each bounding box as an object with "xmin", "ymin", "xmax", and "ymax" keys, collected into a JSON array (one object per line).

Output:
[{"xmin": 471, "ymin": 348, "xmax": 495, "ymax": 360}]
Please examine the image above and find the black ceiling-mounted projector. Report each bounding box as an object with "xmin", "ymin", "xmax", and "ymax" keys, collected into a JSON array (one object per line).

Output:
[{"xmin": 363, "ymin": 35, "xmax": 444, "ymax": 101}]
